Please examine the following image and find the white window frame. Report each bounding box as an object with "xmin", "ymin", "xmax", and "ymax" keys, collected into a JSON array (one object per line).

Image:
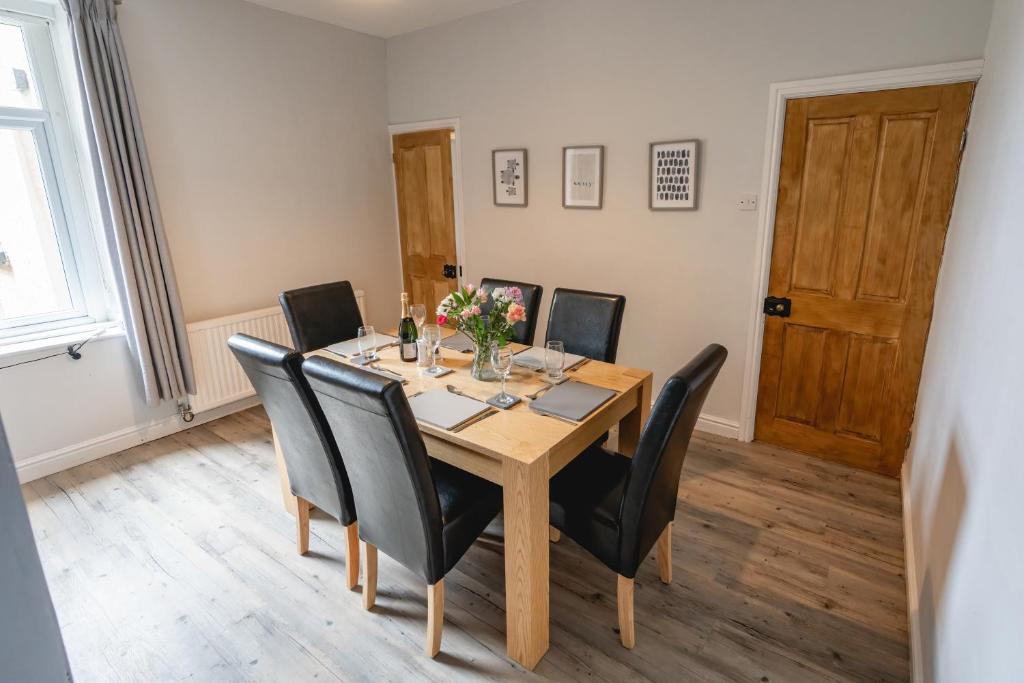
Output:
[{"xmin": 0, "ymin": 1, "xmax": 112, "ymax": 344}]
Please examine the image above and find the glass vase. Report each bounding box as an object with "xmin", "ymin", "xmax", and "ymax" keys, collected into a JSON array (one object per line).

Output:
[{"xmin": 471, "ymin": 342, "xmax": 499, "ymax": 381}]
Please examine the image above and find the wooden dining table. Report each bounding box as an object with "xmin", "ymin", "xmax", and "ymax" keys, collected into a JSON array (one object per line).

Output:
[{"xmin": 272, "ymin": 333, "xmax": 652, "ymax": 670}]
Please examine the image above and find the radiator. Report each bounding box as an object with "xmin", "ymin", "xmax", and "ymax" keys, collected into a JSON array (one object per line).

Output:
[{"xmin": 186, "ymin": 292, "xmax": 365, "ymax": 414}]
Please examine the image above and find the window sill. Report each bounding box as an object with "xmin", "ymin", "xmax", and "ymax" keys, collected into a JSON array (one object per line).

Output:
[{"xmin": 0, "ymin": 321, "xmax": 124, "ymax": 364}]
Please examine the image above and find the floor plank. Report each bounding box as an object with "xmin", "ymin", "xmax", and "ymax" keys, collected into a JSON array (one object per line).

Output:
[{"xmin": 23, "ymin": 408, "xmax": 910, "ymax": 682}]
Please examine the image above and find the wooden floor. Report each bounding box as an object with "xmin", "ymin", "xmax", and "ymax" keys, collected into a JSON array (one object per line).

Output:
[{"xmin": 22, "ymin": 407, "xmax": 909, "ymax": 682}]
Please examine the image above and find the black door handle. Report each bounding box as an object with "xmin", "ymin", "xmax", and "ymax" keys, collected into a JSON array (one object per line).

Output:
[
  {"xmin": 442, "ymin": 264, "xmax": 457, "ymax": 279},
  {"xmin": 763, "ymin": 296, "xmax": 792, "ymax": 317}
]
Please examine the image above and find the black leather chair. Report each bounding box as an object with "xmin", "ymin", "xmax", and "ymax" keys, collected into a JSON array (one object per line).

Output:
[
  {"xmin": 548, "ymin": 344, "xmax": 727, "ymax": 648},
  {"xmin": 545, "ymin": 288, "xmax": 626, "ymax": 362},
  {"xmin": 227, "ymin": 334, "xmax": 361, "ymax": 589},
  {"xmin": 279, "ymin": 280, "xmax": 363, "ymax": 352},
  {"xmin": 479, "ymin": 278, "xmax": 543, "ymax": 345},
  {"xmin": 302, "ymin": 356, "xmax": 502, "ymax": 657}
]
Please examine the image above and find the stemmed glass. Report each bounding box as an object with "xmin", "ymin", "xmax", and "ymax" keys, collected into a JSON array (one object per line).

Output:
[
  {"xmin": 410, "ymin": 304, "xmax": 426, "ymax": 333},
  {"xmin": 357, "ymin": 326, "xmax": 377, "ymax": 361},
  {"xmin": 491, "ymin": 342, "xmax": 515, "ymax": 405},
  {"xmin": 421, "ymin": 324, "xmax": 443, "ymax": 376},
  {"xmin": 545, "ymin": 341, "xmax": 565, "ymax": 380}
]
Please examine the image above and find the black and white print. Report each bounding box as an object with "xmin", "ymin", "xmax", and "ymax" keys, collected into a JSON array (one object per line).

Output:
[
  {"xmin": 650, "ymin": 140, "xmax": 699, "ymax": 210},
  {"xmin": 492, "ymin": 149, "xmax": 527, "ymax": 206}
]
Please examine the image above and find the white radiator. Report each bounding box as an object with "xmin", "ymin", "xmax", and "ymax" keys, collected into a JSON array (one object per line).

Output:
[{"xmin": 186, "ymin": 292, "xmax": 365, "ymax": 414}]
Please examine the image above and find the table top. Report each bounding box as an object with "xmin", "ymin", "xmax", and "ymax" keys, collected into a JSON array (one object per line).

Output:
[{"xmin": 308, "ymin": 336, "xmax": 651, "ymax": 468}]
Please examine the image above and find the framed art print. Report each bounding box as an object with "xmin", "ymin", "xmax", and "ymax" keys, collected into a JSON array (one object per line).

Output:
[
  {"xmin": 493, "ymin": 148, "xmax": 527, "ymax": 206},
  {"xmin": 562, "ymin": 145, "xmax": 604, "ymax": 209},
  {"xmin": 650, "ymin": 140, "xmax": 699, "ymax": 210}
]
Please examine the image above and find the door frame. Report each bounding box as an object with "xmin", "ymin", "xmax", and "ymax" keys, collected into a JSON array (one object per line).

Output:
[
  {"xmin": 738, "ymin": 60, "xmax": 984, "ymax": 442},
  {"xmin": 387, "ymin": 117, "xmax": 467, "ymax": 294}
]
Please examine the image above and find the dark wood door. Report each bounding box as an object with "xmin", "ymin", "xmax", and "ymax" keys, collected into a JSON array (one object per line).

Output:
[{"xmin": 755, "ymin": 83, "xmax": 974, "ymax": 476}]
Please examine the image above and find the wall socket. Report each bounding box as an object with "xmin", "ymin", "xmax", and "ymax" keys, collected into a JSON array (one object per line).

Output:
[{"xmin": 738, "ymin": 193, "xmax": 758, "ymax": 211}]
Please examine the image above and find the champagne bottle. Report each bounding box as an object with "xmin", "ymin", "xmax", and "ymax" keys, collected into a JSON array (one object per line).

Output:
[{"xmin": 399, "ymin": 292, "xmax": 418, "ymax": 362}]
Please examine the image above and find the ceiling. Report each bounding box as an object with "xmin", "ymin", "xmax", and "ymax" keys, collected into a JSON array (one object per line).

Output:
[{"xmin": 241, "ymin": 0, "xmax": 527, "ymax": 38}]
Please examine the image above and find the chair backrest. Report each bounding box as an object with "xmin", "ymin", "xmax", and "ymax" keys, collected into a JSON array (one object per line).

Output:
[
  {"xmin": 302, "ymin": 356, "xmax": 447, "ymax": 584},
  {"xmin": 279, "ymin": 280, "xmax": 363, "ymax": 352},
  {"xmin": 227, "ymin": 334, "xmax": 356, "ymax": 525},
  {"xmin": 617, "ymin": 344, "xmax": 727, "ymax": 575},
  {"xmin": 480, "ymin": 278, "xmax": 543, "ymax": 345},
  {"xmin": 545, "ymin": 288, "xmax": 626, "ymax": 362}
]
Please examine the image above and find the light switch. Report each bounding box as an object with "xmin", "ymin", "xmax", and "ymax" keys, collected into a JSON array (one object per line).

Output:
[{"xmin": 738, "ymin": 194, "xmax": 758, "ymax": 211}]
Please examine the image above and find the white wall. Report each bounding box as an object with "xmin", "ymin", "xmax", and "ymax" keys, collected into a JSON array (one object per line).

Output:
[
  {"xmin": 385, "ymin": 0, "xmax": 992, "ymax": 427},
  {"xmin": 1, "ymin": 0, "xmax": 396, "ymax": 473},
  {"xmin": 904, "ymin": 0, "xmax": 1024, "ymax": 680}
]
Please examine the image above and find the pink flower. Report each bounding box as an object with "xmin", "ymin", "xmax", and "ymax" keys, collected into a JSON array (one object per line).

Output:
[
  {"xmin": 465, "ymin": 283, "xmax": 475, "ymax": 294},
  {"xmin": 460, "ymin": 308, "xmax": 474, "ymax": 319},
  {"xmin": 506, "ymin": 303, "xmax": 526, "ymax": 324},
  {"xmin": 505, "ymin": 286, "xmax": 524, "ymax": 304},
  {"xmin": 471, "ymin": 305, "xmax": 482, "ymax": 316},
  {"xmin": 437, "ymin": 314, "xmax": 448, "ymax": 325},
  {"xmin": 477, "ymin": 288, "xmax": 489, "ymax": 303}
]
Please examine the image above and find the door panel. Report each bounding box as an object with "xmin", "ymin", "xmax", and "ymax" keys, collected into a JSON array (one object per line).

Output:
[
  {"xmin": 755, "ymin": 83, "xmax": 974, "ymax": 476},
  {"xmin": 393, "ymin": 129, "xmax": 458, "ymax": 318}
]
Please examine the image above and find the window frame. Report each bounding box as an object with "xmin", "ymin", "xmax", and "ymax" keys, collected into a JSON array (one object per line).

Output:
[{"xmin": 0, "ymin": 3, "xmax": 111, "ymax": 343}]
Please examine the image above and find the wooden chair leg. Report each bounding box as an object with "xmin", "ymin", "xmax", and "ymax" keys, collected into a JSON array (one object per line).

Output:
[
  {"xmin": 617, "ymin": 575, "xmax": 635, "ymax": 649},
  {"xmin": 426, "ymin": 580, "xmax": 444, "ymax": 658},
  {"xmin": 362, "ymin": 541, "xmax": 377, "ymax": 610},
  {"xmin": 656, "ymin": 521, "xmax": 672, "ymax": 584},
  {"xmin": 345, "ymin": 523, "xmax": 360, "ymax": 589},
  {"xmin": 549, "ymin": 525, "xmax": 561, "ymax": 542},
  {"xmin": 296, "ymin": 497, "xmax": 311, "ymax": 555}
]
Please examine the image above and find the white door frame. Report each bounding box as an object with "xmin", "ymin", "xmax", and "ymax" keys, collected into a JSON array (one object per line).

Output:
[
  {"xmin": 737, "ymin": 60, "xmax": 984, "ymax": 442},
  {"xmin": 387, "ymin": 117, "xmax": 467, "ymax": 292}
]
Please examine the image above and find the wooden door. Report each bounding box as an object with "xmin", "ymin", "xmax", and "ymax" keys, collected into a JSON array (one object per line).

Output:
[
  {"xmin": 755, "ymin": 83, "xmax": 974, "ymax": 476},
  {"xmin": 392, "ymin": 129, "xmax": 458, "ymax": 317}
]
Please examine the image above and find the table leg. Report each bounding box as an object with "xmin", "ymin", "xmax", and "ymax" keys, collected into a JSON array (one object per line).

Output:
[
  {"xmin": 618, "ymin": 374, "xmax": 653, "ymax": 457},
  {"xmin": 272, "ymin": 427, "xmax": 299, "ymax": 516},
  {"xmin": 503, "ymin": 454, "xmax": 549, "ymax": 670}
]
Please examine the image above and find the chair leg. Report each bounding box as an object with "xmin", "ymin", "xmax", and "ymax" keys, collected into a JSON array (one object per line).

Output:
[
  {"xmin": 617, "ymin": 575, "xmax": 635, "ymax": 649},
  {"xmin": 345, "ymin": 522, "xmax": 360, "ymax": 589},
  {"xmin": 296, "ymin": 497, "xmax": 311, "ymax": 555},
  {"xmin": 656, "ymin": 521, "xmax": 672, "ymax": 584},
  {"xmin": 426, "ymin": 580, "xmax": 444, "ymax": 658},
  {"xmin": 549, "ymin": 525, "xmax": 561, "ymax": 542},
  {"xmin": 362, "ymin": 541, "xmax": 377, "ymax": 610}
]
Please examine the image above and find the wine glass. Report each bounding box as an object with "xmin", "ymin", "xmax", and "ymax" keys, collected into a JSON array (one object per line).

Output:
[
  {"xmin": 491, "ymin": 342, "xmax": 515, "ymax": 405},
  {"xmin": 421, "ymin": 324, "xmax": 442, "ymax": 375},
  {"xmin": 545, "ymin": 341, "xmax": 565, "ymax": 380},
  {"xmin": 410, "ymin": 304, "xmax": 426, "ymax": 333},
  {"xmin": 357, "ymin": 326, "xmax": 377, "ymax": 361}
]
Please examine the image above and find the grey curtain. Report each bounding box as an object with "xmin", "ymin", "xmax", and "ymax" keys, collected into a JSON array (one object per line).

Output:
[{"xmin": 62, "ymin": 0, "xmax": 195, "ymax": 404}]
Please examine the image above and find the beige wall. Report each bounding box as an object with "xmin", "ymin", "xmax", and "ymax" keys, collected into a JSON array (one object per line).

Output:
[
  {"xmin": 385, "ymin": 0, "xmax": 992, "ymax": 425},
  {"xmin": 905, "ymin": 0, "xmax": 1024, "ymax": 679},
  {"xmin": 120, "ymin": 0, "xmax": 400, "ymax": 326}
]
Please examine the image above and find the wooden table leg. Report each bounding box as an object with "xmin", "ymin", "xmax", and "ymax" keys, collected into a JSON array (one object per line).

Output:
[
  {"xmin": 618, "ymin": 375, "xmax": 653, "ymax": 457},
  {"xmin": 503, "ymin": 454, "xmax": 549, "ymax": 670},
  {"xmin": 272, "ymin": 427, "xmax": 299, "ymax": 516}
]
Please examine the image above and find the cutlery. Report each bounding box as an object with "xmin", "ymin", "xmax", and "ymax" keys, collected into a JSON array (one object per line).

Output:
[
  {"xmin": 370, "ymin": 363, "xmax": 404, "ymax": 380},
  {"xmin": 569, "ymin": 358, "xmax": 591, "ymax": 372},
  {"xmin": 451, "ymin": 409, "xmax": 498, "ymax": 433},
  {"xmin": 525, "ymin": 384, "xmax": 554, "ymax": 400},
  {"xmin": 445, "ymin": 384, "xmax": 472, "ymax": 398}
]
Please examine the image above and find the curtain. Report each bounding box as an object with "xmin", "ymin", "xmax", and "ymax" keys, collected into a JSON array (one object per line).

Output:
[{"xmin": 62, "ymin": 0, "xmax": 195, "ymax": 405}]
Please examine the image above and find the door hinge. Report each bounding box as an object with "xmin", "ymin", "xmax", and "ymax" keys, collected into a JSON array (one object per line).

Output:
[
  {"xmin": 960, "ymin": 129, "xmax": 969, "ymax": 153},
  {"xmin": 459, "ymin": 265, "xmax": 463, "ymax": 278}
]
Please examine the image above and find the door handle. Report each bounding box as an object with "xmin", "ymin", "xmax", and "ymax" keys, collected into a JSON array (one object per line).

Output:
[
  {"xmin": 763, "ymin": 296, "xmax": 792, "ymax": 317},
  {"xmin": 442, "ymin": 264, "xmax": 457, "ymax": 279}
]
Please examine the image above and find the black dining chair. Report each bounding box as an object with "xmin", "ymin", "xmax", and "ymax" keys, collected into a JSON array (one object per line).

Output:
[
  {"xmin": 545, "ymin": 288, "xmax": 626, "ymax": 362},
  {"xmin": 227, "ymin": 334, "xmax": 361, "ymax": 589},
  {"xmin": 479, "ymin": 278, "xmax": 543, "ymax": 345},
  {"xmin": 279, "ymin": 280, "xmax": 363, "ymax": 352},
  {"xmin": 302, "ymin": 356, "xmax": 502, "ymax": 657},
  {"xmin": 548, "ymin": 344, "xmax": 727, "ymax": 649}
]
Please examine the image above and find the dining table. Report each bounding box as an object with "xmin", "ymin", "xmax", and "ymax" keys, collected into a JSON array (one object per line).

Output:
[{"xmin": 271, "ymin": 331, "xmax": 653, "ymax": 670}]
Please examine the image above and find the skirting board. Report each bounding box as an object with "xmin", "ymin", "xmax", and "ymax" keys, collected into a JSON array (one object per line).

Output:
[
  {"xmin": 14, "ymin": 396, "xmax": 261, "ymax": 484},
  {"xmin": 902, "ymin": 460, "xmax": 924, "ymax": 683},
  {"xmin": 696, "ymin": 413, "xmax": 740, "ymax": 440}
]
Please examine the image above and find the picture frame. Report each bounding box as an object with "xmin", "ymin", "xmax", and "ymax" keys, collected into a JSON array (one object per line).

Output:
[
  {"xmin": 492, "ymin": 148, "xmax": 527, "ymax": 207},
  {"xmin": 649, "ymin": 139, "xmax": 700, "ymax": 210},
  {"xmin": 562, "ymin": 145, "xmax": 605, "ymax": 209}
]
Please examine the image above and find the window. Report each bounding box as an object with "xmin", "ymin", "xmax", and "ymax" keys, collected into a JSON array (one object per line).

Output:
[{"xmin": 0, "ymin": 4, "xmax": 109, "ymax": 342}]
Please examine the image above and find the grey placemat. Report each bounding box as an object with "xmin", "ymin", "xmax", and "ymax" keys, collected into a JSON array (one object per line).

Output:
[
  {"xmin": 325, "ymin": 334, "xmax": 398, "ymax": 358},
  {"xmin": 440, "ymin": 331, "xmax": 475, "ymax": 353},
  {"xmin": 409, "ymin": 388, "xmax": 490, "ymax": 430},
  {"xmin": 529, "ymin": 380, "xmax": 616, "ymax": 422},
  {"xmin": 513, "ymin": 346, "xmax": 587, "ymax": 372}
]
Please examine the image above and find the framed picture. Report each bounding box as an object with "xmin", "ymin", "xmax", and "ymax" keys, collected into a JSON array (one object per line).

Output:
[
  {"xmin": 562, "ymin": 145, "xmax": 604, "ymax": 209},
  {"xmin": 650, "ymin": 140, "xmax": 699, "ymax": 210},
  {"xmin": 493, "ymin": 148, "xmax": 527, "ymax": 206}
]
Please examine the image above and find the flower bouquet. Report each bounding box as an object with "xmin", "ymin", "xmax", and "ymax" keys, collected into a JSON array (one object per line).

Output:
[{"xmin": 436, "ymin": 284, "xmax": 527, "ymax": 380}]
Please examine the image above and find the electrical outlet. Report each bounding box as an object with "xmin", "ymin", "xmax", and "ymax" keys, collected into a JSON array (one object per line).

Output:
[{"xmin": 738, "ymin": 193, "xmax": 758, "ymax": 211}]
